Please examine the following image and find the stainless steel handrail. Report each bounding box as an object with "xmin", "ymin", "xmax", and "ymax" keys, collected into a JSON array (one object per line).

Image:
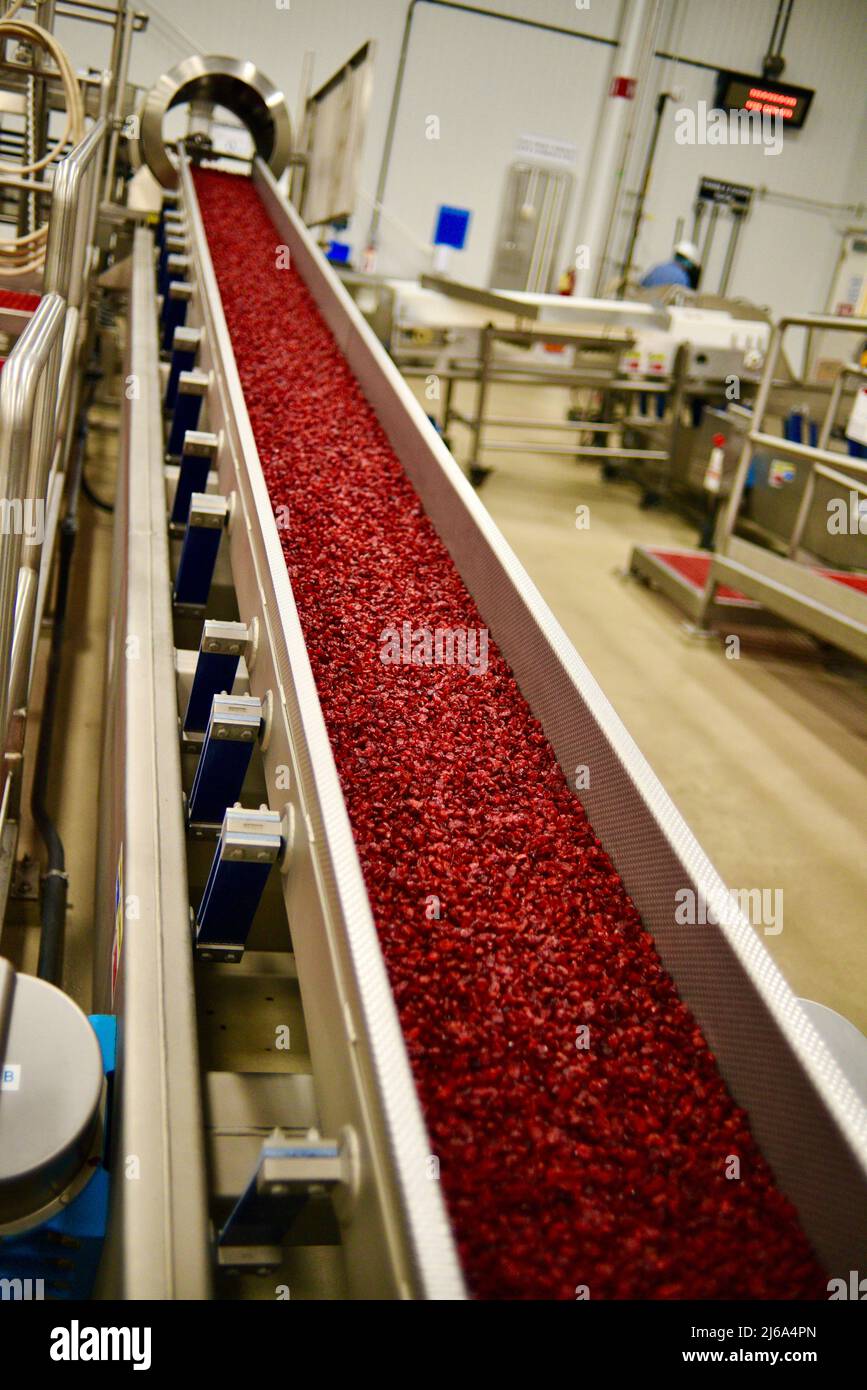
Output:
[
  {"xmin": 786, "ymin": 363, "xmax": 867, "ymax": 557},
  {"xmin": 43, "ymin": 113, "xmax": 108, "ymax": 307},
  {"xmin": 0, "ymin": 291, "xmax": 66, "ymax": 739},
  {"xmin": 715, "ymin": 315, "xmax": 867, "ymax": 549}
]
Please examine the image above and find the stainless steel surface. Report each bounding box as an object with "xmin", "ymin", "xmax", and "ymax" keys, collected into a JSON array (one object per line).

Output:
[
  {"xmin": 181, "ymin": 150, "xmax": 465, "ymax": 1300},
  {"xmin": 0, "ymin": 292, "xmax": 65, "ymax": 742},
  {"xmin": 7, "ymin": 564, "xmax": 36, "ymax": 717},
  {"xmin": 93, "ymin": 225, "xmax": 211, "ymax": 1298},
  {"xmin": 102, "ymin": 0, "xmax": 134, "ymax": 205},
  {"xmin": 0, "ymin": 969, "xmax": 103, "ymax": 1230},
  {"xmin": 141, "ymin": 55, "xmax": 292, "ymax": 190},
  {"xmin": 251, "ymin": 155, "xmax": 867, "ymax": 1274},
  {"xmin": 301, "ymin": 41, "xmax": 374, "ymax": 226},
  {"xmin": 704, "ymin": 315, "xmax": 867, "ymax": 657},
  {"xmin": 489, "ymin": 162, "xmax": 572, "ymax": 294},
  {"xmin": 709, "ymin": 537, "xmax": 867, "ymax": 662},
  {"xmin": 788, "ymin": 364, "xmax": 867, "ymax": 558},
  {"xmin": 43, "ymin": 114, "xmax": 108, "ymax": 307},
  {"xmin": 421, "ymin": 273, "xmax": 542, "ymax": 319}
]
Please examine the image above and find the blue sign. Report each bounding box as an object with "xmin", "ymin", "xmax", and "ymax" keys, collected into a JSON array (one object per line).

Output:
[{"xmin": 433, "ymin": 205, "xmax": 471, "ymax": 250}]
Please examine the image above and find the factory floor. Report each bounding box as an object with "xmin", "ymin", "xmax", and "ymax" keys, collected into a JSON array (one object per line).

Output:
[{"xmin": 4, "ymin": 369, "xmax": 864, "ymax": 1047}]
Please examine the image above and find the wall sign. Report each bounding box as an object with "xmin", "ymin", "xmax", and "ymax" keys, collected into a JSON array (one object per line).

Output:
[
  {"xmin": 698, "ymin": 177, "xmax": 754, "ymax": 211},
  {"xmin": 514, "ymin": 133, "xmax": 577, "ymax": 167}
]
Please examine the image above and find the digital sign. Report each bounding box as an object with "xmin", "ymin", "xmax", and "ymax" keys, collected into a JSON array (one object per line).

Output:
[{"xmin": 715, "ymin": 71, "xmax": 814, "ymax": 129}]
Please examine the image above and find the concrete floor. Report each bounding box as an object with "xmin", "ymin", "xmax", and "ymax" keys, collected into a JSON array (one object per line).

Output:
[{"xmin": 5, "ymin": 368, "xmax": 865, "ymax": 1050}]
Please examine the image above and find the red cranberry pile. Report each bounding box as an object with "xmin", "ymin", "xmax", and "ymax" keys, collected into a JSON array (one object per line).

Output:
[{"xmin": 193, "ymin": 169, "xmax": 826, "ymax": 1300}]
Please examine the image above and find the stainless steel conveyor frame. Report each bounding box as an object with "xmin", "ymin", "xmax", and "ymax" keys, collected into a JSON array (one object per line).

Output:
[
  {"xmin": 697, "ymin": 316, "xmax": 867, "ymax": 659},
  {"xmin": 97, "ymin": 153, "xmax": 867, "ymax": 1298}
]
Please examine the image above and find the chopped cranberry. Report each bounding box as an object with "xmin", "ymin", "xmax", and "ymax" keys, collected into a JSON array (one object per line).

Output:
[{"xmin": 193, "ymin": 168, "xmax": 827, "ymax": 1302}]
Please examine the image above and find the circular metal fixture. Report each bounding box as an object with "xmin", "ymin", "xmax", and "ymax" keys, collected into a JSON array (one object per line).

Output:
[
  {"xmin": 0, "ymin": 964, "xmax": 104, "ymax": 1231},
  {"xmin": 141, "ymin": 55, "xmax": 292, "ymax": 189}
]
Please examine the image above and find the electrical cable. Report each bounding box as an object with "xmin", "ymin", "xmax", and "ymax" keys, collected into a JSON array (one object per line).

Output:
[{"xmin": 0, "ymin": 4, "xmax": 85, "ymax": 278}]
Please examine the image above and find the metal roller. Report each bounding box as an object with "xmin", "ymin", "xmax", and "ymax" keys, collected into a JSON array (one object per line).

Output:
[{"xmin": 141, "ymin": 55, "xmax": 292, "ymax": 190}]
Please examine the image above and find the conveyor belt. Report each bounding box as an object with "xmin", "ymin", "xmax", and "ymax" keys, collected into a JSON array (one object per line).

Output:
[{"xmin": 193, "ymin": 169, "xmax": 828, "ymax": 1300}]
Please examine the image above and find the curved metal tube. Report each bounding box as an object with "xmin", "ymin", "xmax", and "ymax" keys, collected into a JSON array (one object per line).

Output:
[
  {"xmin": 43, "ymin": 115, "xmax": 108, "ymax": 307},
  {"xmin": 141, "ymin": 55, "xmax": 292, "ymax": 189}
]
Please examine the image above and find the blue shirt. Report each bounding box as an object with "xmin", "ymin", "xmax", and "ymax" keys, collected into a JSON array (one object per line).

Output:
[{"xmin": 640, "ymin": 259, "xmax": 692, "ymax": 288}]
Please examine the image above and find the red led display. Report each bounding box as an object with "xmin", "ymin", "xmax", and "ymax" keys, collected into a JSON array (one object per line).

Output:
[{"xmin": 715, "ymin": 70, "xmax": 814, "ymax": 128}]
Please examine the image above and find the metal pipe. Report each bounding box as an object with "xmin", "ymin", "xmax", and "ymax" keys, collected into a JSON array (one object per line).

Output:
[
  {"xmin": 620, "ymin": 90, "xmax": 668, "ymax": 293},
  {"xmin": 0, "ymin": 293, "xmax": 65, "ymax": 742},
  {"xmin": 717, "ymin": 210, "xmax": 744, "ymax": 296},
  {"xmin": 572, "ymin": 0, "xmax": 661, "ymax": 296},
  {"xmin": 714, "ymin": 315, "xmax": 867, "ymax": 554},
  {"xmin": 698, "ymin": 203, "xmax": 719, "ymax": 288},
  {"xmin": 43, "ymin": 115, "xmax": 107, "ymax": 301},
  {"xmin": 788, "ymin": 364, "xmax": 867, "ymax": 556},
  {"xmin": 479, "ymin": 441, "xmax": 668, "ymax": 458},
  {"xmin": 102, "ymin": 0, "xmax": 133, "ymax": 205},
  {"xmin": 7, "ymin": 563, "xmax": 36, "ymax": 715}
]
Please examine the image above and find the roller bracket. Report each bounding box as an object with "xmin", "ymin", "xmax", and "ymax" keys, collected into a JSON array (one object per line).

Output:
[
  {"xmin": 173, "ymin": 492, "xmax": 227, "ymax": 609},
  {"xmin": 170, "ymin": 427, "xmax": 217, "ymax": 529},
  {"xmin": 183, "ymin": 619, "xmax": 249, "ymax": 734},
  {"xmin": 188, "ymin": 694, "xmax": 263, "ymax": 831},
  {"xmin": 165, "ymin": 326, "xmax": 201, "ymax": 412},
  {"xmin": 161, "ymin": 279, "xmax": 193, "ymax": 353},
  {"xmin": 167, "ymin": 368, "xmax": 208, "ymax": 458},
  {"xmin": 195, "ymin": 805, "xmax": 282, "ymax": 961},
  {"xmin": 217, "ymin": 1127, "xmax": 357, "ymax": 1263},
  {"xmin": 158, "ymin": 231, "xmax": 186, "ymax": 295}
]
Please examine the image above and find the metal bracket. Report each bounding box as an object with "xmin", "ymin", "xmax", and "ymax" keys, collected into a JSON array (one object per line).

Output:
[
  {"xmin": 183, "ymin": 619, "xmax": 249, "ymax": 734},
  {"xmin": 170, "ymin": 428, "xmax": 217, "ymax": 528},
  {"xmin": 217, "ymin": 1126, "xmax": 358, "ymax": 1267},
  {"xmin": 161, "ymin": 278, "xmax": 193, "ymax": 353},
  {"xmin": 188, "ymin": 694, "xmax": 263, "ymax": 831},
  {"xmin": 167, "ymin": 368, "xmax": 208, "ymax": 458},
  {"xmin": 195, "ymin": 805, "xmax": 282, "ymax": 960},
  {"xmin": 173, "ymin": 492, "xmax": 228, "ymax": 609},
  {"xmin": 165, "ymin": 326, "xmax": 201, "ymax": 413},
  {"xmin": 158, "ymin": 231, "xmax": 186, "ymax": 296}
]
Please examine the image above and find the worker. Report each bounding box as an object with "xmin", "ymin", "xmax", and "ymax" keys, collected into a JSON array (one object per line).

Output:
[{"xmin": 640, "ymin": 240, "xmax": 701, "ymax": 290}]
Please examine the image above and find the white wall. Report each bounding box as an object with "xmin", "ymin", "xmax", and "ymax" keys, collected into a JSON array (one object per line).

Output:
[
  {"xmin": 612, "ymin": 0, "xmax": 867, "ymax": 319},
  {"xmin": 55, "ymin": 0, "xmax": 867, "ymax": 317}
]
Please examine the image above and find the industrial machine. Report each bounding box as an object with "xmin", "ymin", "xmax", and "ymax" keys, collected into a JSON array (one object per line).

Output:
[
  {"xmin": 1, "ymin": 28, "xmax": 866, "ymax": 1304},
  {"xmin": 338, "ymin": 270, "xmax": 779, "ymax": 496},
  {"xmin": 630, "ymin": 317, "xmax": 867, "ymax": 655}
]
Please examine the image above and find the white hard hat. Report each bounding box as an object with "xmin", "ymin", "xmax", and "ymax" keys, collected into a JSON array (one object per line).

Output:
[{"xmin": 674, "ymin": 239, "xmax": 700, "ymax": 265}]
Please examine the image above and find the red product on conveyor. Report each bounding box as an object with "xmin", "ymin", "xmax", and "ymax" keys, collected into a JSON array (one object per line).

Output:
[{"xmin": 193, "ymin": 169, "xmax": 827, "ymax": 1300}]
